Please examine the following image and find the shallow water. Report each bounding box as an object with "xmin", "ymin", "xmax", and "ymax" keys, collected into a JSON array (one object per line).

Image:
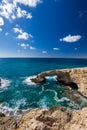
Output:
[{"xmin": 0, "ymin": 58, "xmax": 87, "ymax": 116}]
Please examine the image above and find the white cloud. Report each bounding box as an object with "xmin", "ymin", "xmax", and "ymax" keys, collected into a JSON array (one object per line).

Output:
[
  {"xmin": 17, "ymin": 32, "xmax": 29, "ymax": 40},
  {"xmin": 0, "ymin": 0, "xmax": 32, "ymax": 21},
  {"xmin": 60, "ymin": 35, "xmax": 82, "ymax": 43},
  {"xmin": 16, "ymin": 7, "xmax": 32, "ymax": 19},
  {"xmin": 53, "ymin": 48, "xmax": 60, "ymax": 50},
  {"xmin": 18, "ymin": 43, "xmax": 29, "ymax": 49},
  {"xmin": 15, "ymin": 0, "xmax": 42, "ymax": 7},
  {"xmin": 13, "ymin": 27, "xmax": 22, "ymax": 33},
  {"xmin": 42, "ymin": 51, "xmax": 47, "ymax": 54},
  {"xmin": 30, "ymin": 46, "xmax": 36, "ymax": 50},
  {"xmin": 13, "ymin": 27, "xmax": 33, "ymax": 40},
  {"xmin": 0, "ymin": 0, "xmax": 16, "ymax": 20},
  {"xmin": 0, "ymin": 28, "xmax": 2, "ymax": 31},
  {"xmin": 0, "ymin": 17, "xmax": 4, "ymax": 26}
]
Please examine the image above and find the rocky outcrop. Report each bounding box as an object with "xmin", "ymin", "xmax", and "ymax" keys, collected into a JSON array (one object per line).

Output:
[
  {"xmin": 0, "ymin": 112, "xmax": 19, "ymax": 130},
  {"xmin": 64, "ymin": 107, "xmax": 87, "ymax": 130},
  {"xmin": 17, "ymin": 106, "xmax": 72, "ymax": 130},
  {"xmin": 16, "ymin": 106, "xmax": 87, "ymax": 130},
  {"xmin": 0, "ymin": 106, "xmax": 87, "ymax": 130},
  {"xmin": 31, "ymin": 67, "xmax": 87, "ymax": 97}
]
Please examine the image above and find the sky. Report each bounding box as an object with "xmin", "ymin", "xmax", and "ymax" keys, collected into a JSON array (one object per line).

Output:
[{"xmin": 0, "ymin": 0, "xmax": 87, "ymax": 58}]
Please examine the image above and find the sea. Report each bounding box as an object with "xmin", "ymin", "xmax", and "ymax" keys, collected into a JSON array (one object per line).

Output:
[{"xmin": 0, "ymin": 58, "xmax": 87, "ymax": 117}]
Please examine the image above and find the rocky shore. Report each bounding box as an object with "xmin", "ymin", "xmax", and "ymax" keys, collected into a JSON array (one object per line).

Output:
[
  {"xmin": 31, "ymin": 67, "xmax": 87, "ymax": 97},
  {"xmin": 0, "ymin": 67, "xmax": 87, "ymax": 130},
  {"xmin": 0, "ymin": 106, "xmax": 87, "ymax": 130}
]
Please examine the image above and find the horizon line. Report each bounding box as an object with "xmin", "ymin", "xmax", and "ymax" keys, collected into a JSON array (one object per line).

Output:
[{"xmin": 0, "ymin": 57, "xmax": 87, "ymax": 59}]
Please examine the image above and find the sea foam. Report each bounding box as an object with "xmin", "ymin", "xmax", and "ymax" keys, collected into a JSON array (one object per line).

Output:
[
  {"xmin": 0, "ymin": 98, "xmax": 27, "ymax": 117},
  {"xmin": 0, "ymin": 78, "xmax": 11, "ymax": 90},
  {"xmin": 23, "ymin": 75, "xmax": 37, "ymax": 86},
  {"xmin": 45, "ymin": 75, "xmax": 57, "ymax": 81}
]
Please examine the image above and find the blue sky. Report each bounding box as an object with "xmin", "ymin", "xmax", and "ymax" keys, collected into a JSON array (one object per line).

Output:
[{"xmin": 0, "ymin": 0, "xmax": 87, "ymax": 58}]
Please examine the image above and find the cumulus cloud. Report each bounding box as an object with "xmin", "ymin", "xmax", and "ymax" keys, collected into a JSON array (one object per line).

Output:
[
  {"xmin": 53, "ymin": 48, "xmax": 59, "ymax": 50},
  {"xmin": 30, "ymin": 46, "xmax": 36, "ymax": 50},
  {"xmin": 17, "ymin": 32, "xmax": 30, "ymax": 40},
  {"xmin": 60, "ymin": 35, "xmax": 82, "ymax": 43},
  {"xmin": 0, "ymin": 17, "xmax": 4, "ymax": 26},
  {"xmin": 13, "ymin": 27, "xmax": 33, "ymax": 40},
  {"xmin": 16, "ymin": 7, "xmax": 32, "ymax": 19},
  {"xmin": 18, "ymin": 43, "xmax": 29, "ymax": 49},
  {"xmin": 15, "ymin": 0, "xmax": 42, "ymax": 7},
  {"xmin": 0, "ymin": 0, "xmax": 32, "ymax": 21},
  {"xmin": 42, "ymin": 51, "xmax": 47, "ymax": 54},
  {"xmin": 13, "ymin": 27, "xmax": 22, "ymax": 33}
]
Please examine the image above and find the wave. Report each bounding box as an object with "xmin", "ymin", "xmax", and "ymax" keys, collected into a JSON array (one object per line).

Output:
[
  {"xmin": 45, "ymin": 75, "xmax": 57, "ymax": 81},
  {"xmin": 0, "ymin": 98, "xmax": 27, "ymax": 117},
  {"xmin": 0, "ymin": 78, "xmax": 11, "ymax": 90},
  {"xmin": 57, "ymin": 97, "xmax": 70, "ymax": 102},
  {"xmin": 23, "ymin": 75, "xmax": 37, "ymax": 86}
]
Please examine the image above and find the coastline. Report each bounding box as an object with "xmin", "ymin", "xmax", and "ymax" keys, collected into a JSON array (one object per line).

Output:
[{"xmin": 0, "ymin": 67, "xmax": 87, "ymax": 130}]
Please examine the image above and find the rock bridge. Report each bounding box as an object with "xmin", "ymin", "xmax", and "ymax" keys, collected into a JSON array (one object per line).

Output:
[{"xmin": 31, "ymin": 67, "xmax": 87, "ymax": 97}]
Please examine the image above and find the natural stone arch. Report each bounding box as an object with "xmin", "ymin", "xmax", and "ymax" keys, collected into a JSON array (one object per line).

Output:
[
  {"xmin": 31, "ymin": 67, "xmax": 87, "ymax": 97},
  {"xmin": 31, "ymin": 70, "xmax": 78, "ymax": 90}
]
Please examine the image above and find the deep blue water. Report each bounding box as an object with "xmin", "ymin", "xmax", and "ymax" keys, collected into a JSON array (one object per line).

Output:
[{"xmin": 0, "ymin": 58, "xmax": 87, "ymax": 116}]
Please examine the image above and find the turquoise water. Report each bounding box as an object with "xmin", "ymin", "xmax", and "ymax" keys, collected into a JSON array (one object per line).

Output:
[{"xmin": 0, "ymin": 58, "xmax": 87, "ymax": 116}]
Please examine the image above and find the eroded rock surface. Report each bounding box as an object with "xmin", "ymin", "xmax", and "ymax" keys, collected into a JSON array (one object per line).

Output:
[
  {"xmin": 64, "ymin": 107, "xmax": 87, "ymax": 130},
  {"xmin": 17, "ymin": 106, "xmax": 72, "ymax": 130},
  {"xmin": 17, "ymin": 106, "xmax": 87, "ymax": 130},
  {"xmin": 0, "ymin": 106, "xmax": 87, "ymax": 130},
  {"xmin": 0, "ymin": 112, "xmax": 19, "ymax": 130}
]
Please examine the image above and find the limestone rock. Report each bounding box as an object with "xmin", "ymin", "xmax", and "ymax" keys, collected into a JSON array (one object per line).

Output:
[
  {"xmin": 0, "ymin": 112, "xmax": 19, "ymax": 130},
  {"xmin": 17, "ymin": 106, "xmax": 72, "ymax": 130},
  {"xmin": 64, "ymin": 107, "xmax": 87, "ymax": 130},
  {"xmin": 0, "ymin": 106, "xmax": 87, "ymax": 130}
]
